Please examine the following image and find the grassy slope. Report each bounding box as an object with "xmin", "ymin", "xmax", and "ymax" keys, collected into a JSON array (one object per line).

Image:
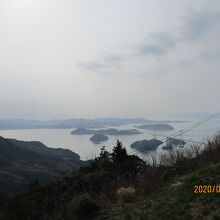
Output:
[{"xmin": 99, "ymin": 163, "xmax": 220, "ymax": 220}]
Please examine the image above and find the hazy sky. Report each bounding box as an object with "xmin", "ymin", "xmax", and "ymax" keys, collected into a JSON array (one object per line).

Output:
[{"xmin": 0, "ymin": 0, "xmax": 220, "ymax": 119}]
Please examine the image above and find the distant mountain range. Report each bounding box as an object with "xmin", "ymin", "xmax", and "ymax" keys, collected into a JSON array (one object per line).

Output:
[
  {"xmin": 0, "ymin": 118, "xmax": 187, "ymax": 130},
  {"xmin": 71, "ymin": 128, "xmax": 142, "ymax": 135},
  {"xmin": 0, "ymin": 136, "xmax": 86, "ymax": 195}
]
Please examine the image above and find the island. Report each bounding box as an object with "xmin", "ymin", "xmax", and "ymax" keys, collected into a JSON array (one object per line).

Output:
[
  {"xmin": 89, "ymin": 134, "xmax": 109, "ymax": 144},
  {"xmin": 167, "ymin": 138, "xmax": 185, "ymax": 146},
  {"xmin": 0, "ymin": 118, "xmax": 188, "ymax": 130},
  {"xmin": 71, "ymin": 127, "xmax": 142, "ymax": 135},
  {"xmin": 162, "ymin": 138, "xmax": 186, "ymax": 150},
  {"xmin": 130, "ymin": 139, "xmax": 163, "ymax": 151},
  {"xmin": 134, "ymin": 124, "xmax": 174, "ymax": 131}
]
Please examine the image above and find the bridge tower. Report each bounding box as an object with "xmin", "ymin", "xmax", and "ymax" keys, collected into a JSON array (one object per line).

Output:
[
  {"xmin": 153, "ymin": 130, "xmax": 157, "ymax": 139},
  {"xmin": 179, "ymin": 130, "xmax": 184, "ymax": 147}
]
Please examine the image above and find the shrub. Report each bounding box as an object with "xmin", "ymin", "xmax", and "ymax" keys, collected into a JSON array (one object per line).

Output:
[
  {"xmin": 117, "ymin": 187, "xmax": 135, "ymax": 203},
  {"xmin": 76, "ymin": 194, "xmax": 100, "ymax": 217}
]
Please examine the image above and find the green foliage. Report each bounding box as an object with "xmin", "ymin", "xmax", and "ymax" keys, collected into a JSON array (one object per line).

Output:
[
  {"xmin": 90, "ymin": 140, "xmax": 146, "ymax": 177},
  {"xmin": 2, "ymin": 136, "xmax": 220, "ymax": 220},
  {"xmin": 93, "ymin": 146, "xmax": 112, "ymax": 169},
  {"xmin": 77, "ymin": 195, "xmax": 100, "ymax": 217},
  {"xmin": 111, "ymin": 140, "xmax": 127, "ymax": 163},
  {"xmin": 213, "ymin": 215, "xmax": 220, "ymax": 220}
]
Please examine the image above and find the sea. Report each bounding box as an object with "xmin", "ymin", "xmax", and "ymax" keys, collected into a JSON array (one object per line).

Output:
[{"xmin": 0, "ymin": 118, "xmax": 219, "ymax": 160}]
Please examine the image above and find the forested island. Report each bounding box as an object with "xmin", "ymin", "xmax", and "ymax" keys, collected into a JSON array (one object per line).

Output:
[
  {"xmin": 89, "ymin": 134, "xmax": 109, "ymax": 144},
  {"xmin": 130, "ymin": 139, "xmax": 163, "ymax": 151},
  {"xmin": 135, "ymin": 123, "xmax": 174, "ymax": 131}
]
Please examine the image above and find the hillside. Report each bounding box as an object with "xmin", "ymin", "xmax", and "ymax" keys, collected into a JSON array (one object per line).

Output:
[
  {"xmin": 0, "ymin": 135, "xmax": 220, "ymax": 220},
  {"xmin": 99, "ymin": 163, "xmax": 220, "ymax": 220},
  {"xmin": 8, "ymin": 139, "xmax": 81, "ymax": 161},
  {"xmin": 0, "ymin": 136, "xmax": 86, "ymax": 195}
]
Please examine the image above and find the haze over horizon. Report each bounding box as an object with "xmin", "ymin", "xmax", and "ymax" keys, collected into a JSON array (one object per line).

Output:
[{"xmin": 0, "ymin": 0, "xmax": 220, "ymax": 119}]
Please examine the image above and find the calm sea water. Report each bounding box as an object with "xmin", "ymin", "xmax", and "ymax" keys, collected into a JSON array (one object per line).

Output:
[{"xmin": 0, "ymin": 119, "xmax": 219, "ymax": 160}]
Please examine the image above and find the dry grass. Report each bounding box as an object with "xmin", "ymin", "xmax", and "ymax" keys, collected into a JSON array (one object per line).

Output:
[{"xmin": 117, "ymin": 187, "xmax": 135, "ymax": 203}]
